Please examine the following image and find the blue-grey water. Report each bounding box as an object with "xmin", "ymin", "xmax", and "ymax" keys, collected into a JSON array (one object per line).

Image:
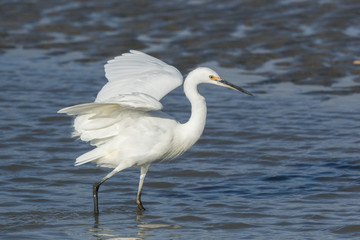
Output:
[{"xmin": 1, "ymin": 0, "xmax": 360, "ymax": 239}]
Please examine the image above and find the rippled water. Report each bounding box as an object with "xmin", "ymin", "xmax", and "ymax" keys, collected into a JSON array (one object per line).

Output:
[{"xmin": 1, "ymin": 0, "xmax": 360, "ymax": 239}]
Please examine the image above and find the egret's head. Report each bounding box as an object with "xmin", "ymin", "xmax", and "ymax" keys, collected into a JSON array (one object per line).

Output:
[{"xmin": 190, "ymin": 67, "xmax": 252, "ymax": 96}]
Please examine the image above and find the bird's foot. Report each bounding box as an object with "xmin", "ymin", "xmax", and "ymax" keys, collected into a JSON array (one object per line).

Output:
[{"xmin": 136, "ymin": 200, "xmax": 146, "ymax": 211}]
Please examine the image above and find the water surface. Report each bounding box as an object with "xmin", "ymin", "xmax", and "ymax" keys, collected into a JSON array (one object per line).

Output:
[{"xmin": 1, "ymin": 0, "xmax": 360, "ymax": 239}]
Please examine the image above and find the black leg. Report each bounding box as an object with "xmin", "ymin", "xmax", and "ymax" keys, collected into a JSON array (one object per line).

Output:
[
  {"xmin": 93, "ymin": 181, "xmax": 102, "ymax": 215},
  {"xmin": 91, "ymin": 164, "xmax": 130, "ymax": 215}
]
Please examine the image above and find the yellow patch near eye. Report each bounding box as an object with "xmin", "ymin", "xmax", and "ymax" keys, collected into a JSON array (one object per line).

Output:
[{"xmin": 209, "ymin": 75, "xmax": 221, "ymax": 81}]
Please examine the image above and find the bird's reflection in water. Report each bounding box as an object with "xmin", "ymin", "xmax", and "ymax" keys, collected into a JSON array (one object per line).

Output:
[
  {"xmin": 89, "ymin": 209, "xmax": 182, "ymax": 240},
  {"xmin": 89, "ymin": 213, "xmax": 120, "ymax": 240}
]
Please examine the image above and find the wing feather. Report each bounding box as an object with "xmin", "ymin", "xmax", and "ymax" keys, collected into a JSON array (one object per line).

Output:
[
  {"xmin": 96, "ymin": 50, "xmax": 183, "ymax": 102},
  {"xmin": 58, "ymin": 50, "xmax": 182, "ymax": 166},
  {"xmin": 58, "ymin": 93, "xmax": 162, "ymax": 115}
]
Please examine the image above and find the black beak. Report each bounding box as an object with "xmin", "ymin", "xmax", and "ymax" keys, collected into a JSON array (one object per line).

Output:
[{"xmin": 219, "ymin": 80, "xmax": 253, "ymax": 96}]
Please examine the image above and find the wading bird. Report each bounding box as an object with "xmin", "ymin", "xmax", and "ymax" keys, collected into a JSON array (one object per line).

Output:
[{"xmin": 58, "ymin": 50, "xmax": 252, "ymax": 214}]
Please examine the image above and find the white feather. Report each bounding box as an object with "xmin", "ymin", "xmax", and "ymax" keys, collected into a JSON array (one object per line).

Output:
[
  {"xmin": 58, "ymin": 50, "xmax": 252, "ymax": 212},
  {"xmin": 58, "ymin": 51, "xmax": 185, "ymax": 166},
  {"xmin": 96, "ymin": 50, "xmax": 183, "ymax": 102}
]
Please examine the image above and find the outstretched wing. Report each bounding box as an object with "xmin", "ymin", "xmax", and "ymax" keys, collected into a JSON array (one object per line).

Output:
[
  {"xmin": 95, "ymin": 50, "xmax": 183, "ymax": 104},
  {"xmin": 58, "ymin": 50, "xmax": 183, "ymax": 165}
]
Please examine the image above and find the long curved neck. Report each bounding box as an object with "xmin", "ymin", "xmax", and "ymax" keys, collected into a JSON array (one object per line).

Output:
[{"xmin": 180, "ymin": 77, "xmax": 207, "ymax": 144}]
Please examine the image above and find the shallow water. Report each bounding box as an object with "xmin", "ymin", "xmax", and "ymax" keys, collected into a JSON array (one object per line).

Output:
[{"xmin": 1, "ymin": 0, "xmax": 360, "ymax": 239}]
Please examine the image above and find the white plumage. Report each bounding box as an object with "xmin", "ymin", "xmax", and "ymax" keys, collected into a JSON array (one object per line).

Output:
[
  {"xmin": 97, "ymin": 50, "xmax": 182, "ymax": 102},
  {"xmin": 58, "ymin": 50, "xmax": 252, "ymax": 214}
]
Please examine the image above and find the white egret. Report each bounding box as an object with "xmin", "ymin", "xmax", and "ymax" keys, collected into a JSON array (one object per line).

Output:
[{"xmin": 58, "ymin": 50, "xmax": 252, "ymax": 214}]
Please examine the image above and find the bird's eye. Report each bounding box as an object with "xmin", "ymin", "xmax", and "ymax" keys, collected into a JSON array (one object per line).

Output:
[{"xmin": 209, "ymin": 75, "xmax": 215, "ymax": 80}]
